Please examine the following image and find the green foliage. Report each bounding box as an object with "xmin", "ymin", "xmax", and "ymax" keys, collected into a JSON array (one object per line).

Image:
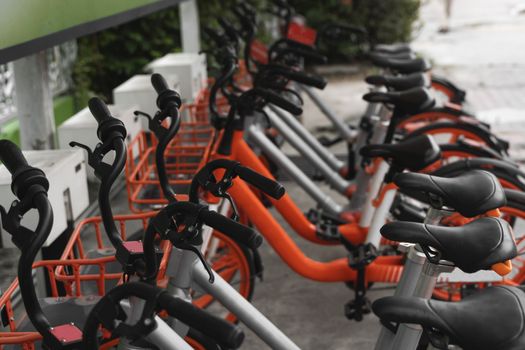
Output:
[
  {"xmin": 73, "ymin": 8, "xmax": 181, "ymax": 103},
  {"xmin": 72, "ymin": 0, "xmax": 420, "ymax": 101},
  {"xmin": 288, "ymin": 0, "xmax": 421, "ymax": 60},
  {"xmin": 351, "ymin": 0, "xmax": 421, "ymax": 45}
]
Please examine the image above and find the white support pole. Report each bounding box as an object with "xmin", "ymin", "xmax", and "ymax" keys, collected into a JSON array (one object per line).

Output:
[
  {"xmin": 13, "ymin": 51, "xmax": 56, "ymax": 150},
  {"xmin": 179, "ymin": 0, "xmax": 201, "ymax": 53}
]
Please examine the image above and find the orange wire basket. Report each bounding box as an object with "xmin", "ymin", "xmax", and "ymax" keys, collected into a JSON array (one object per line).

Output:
[
  {"xmin": 56, "ymin": 212, "xmax": 173, "ymax": 290},
  {"xmin": 0, "ymin": 212, "xmax": 173, "ymax": 350},
  {"xmin": 125, "ymin": 87, "xmax": 233, "ymax": 213},
  {"xmin": 0, "ymin": 259, "xmax": 117, "ymax": 350}
]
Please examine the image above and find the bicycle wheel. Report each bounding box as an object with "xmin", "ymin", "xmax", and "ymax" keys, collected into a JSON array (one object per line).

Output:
[
  {"xmin": 395, "ymin": 106, "xmax": 471, "ymax": 130},
  {"xmin": 403, "ymin": 121, "xmax": 508, "ymax": 155},
  {"xmin": 422, "ymin": 142, "xmax": 505, "ymax": 173}
]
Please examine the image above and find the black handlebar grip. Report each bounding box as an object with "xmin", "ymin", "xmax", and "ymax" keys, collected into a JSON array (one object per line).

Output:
[
  {"xmin": 290, "ymin": 47, "xmax": 328, "ymax": 64},
  {"xmin": 0, "ymin": 140, "xmax": 28, "ymax": 175},
  {"xmin": 259, "ymin": 89, "xmax": 303, "ymax": 115},
  {"xmin": 236, "ymin": 165, "xmax": 285, "ymax": 199},
  {"xmin": 158, "ymin": 294, "xmax": 245, "ymax": 349},
  {"xmin": 88, "ymin": 97, "xmax": 112, "ymax": 124},
  {"xmin": 271, "ymin": 0, "xmax": 289, "ymax": 9},
  {"xmin": 285, "ymin": 70, "xmax": 327, "ymax": 89},
  {"xmin": 151, "ymin": 73, "xmax": 170, "ymax": 94},
  {"xmin": 200, "ymin": 209, "xmax": 263, "ymax": 249}
]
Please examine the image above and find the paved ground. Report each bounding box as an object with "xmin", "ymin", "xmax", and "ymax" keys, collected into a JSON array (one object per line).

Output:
[
  {"xmin": 241, "ymin": 182, "xmax": 391, "ymax": 349},
  {"xmin": 246, "ymin": 1, "xmax": 525, "ymax": 349}
]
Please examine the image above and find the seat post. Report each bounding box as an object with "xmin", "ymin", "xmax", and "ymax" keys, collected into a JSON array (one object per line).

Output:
[
  {"xmin": 390, "ymin": 258, "xmax": 454, "ymax": 350},
  {"xmin": 382, "ymin": 108, "xmax": 404, "ymax": 144},
  {"xmin": 375, "ymin": 208, "xmax": 453, "ymax": 350},
  {"xmin": 389, "ymin": 208, "xmax": 456, "ymax": 350}
]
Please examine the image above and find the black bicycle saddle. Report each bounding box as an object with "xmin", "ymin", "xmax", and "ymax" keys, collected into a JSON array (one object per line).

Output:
[
  {"xmin": 370, "ymin": 55, "xmax": 431, "ymax": 74},
  {"xmin": 362, "ymin": 87, "xmax": 435, "ymax": 115},
  {"xmin": 394, "ymin": 170, "xmax": 506, "ymax": 217},
  {"xmin": 360, "ymin": 134, "xmax": 441, "ymax": 172},
  {"xmin": 369, "ymin": 50, "xmax": 417, "ymax": 61},
  {"xmin": 373, "ymin": 286, "xmax": 525, "ymax": 350},
  {"xmin": 373, "ymin": 43, "xmax": 412, "ymax": 54},
  {"xmin": 380, "ymin": 217, "xmax": 516, "ymax": 273},
  {"xmin": 365, "ymin": 73, "xmax": 430, "ymax": 91}
]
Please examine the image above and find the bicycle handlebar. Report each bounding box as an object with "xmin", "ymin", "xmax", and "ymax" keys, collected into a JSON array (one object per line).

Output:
[
  {"xmin": 200, "ymin": 208, "xmax": 263, "ymax": 249},
  {"xmin": 270, "ymin": 40, "xmax": 328, "ymax": 64},
  {"xmin": 0, "ymin": 140, "xmax": 56, "ymax": 344},
  {"xmin": 83, "ymin": 282, "xmax": 245, "ymax": 349},
  {"xmin": 151, "ymin": 73, "xmax": 170, "ymax": 94},
  {"xmin": 0, "ymin": 139, "xmax": 28, "ymax": 174},
  {"xmin": 285, "ymin": 69, "xmax": 327, "ymax": 89},
  {"xmin": 88, "ymin": 97, "xmax": 112, "ymax": 124},
  {"xmin": 235, "ymin": 164, "xmax": 286, "ymax": 199},
  {"xmin": 263, "ymin": 66, "xmax": 326, "ymax": 89},
  {"xmin": 157, "ymin": 292, "xmax": 245, "ymax": 349},
  {"xmin": 190, "ymin": 159, "xmax": 285, "ymax": 203},
  {"xmin": 255, "ymin": 88, "xmax": 303, "ymax": 115}
]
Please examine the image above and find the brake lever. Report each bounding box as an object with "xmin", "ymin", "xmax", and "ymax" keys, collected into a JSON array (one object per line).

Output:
[
  {"xmin": 177, "ymin": 242, "xmax": 215, "ymax": 283},
  {"xmin": 70, "ymin": 141, "xmax": 113, "ymax": 180},
  {"xmin": 155, "ymin": 207, "xmax": 215, "ymax": 283},
  {"xmin": 134, "ymin": 110, "xmax": 152, "ymax": 122},
  {"xmin": 256, "ymin": 109, "xmax": 272, "ymax": 129}
]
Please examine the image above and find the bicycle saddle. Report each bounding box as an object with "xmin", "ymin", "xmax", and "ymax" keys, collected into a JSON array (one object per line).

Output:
[
  {"xmin": 371, "ymin": 55, "xmax": 431, "ymax": 74},
  {"xmin": 362, "ymin": 87, "xmax": 435, "ymax": 115},
  {"xmin": 505, "ymin": 188, "xmax": 525, "ymax": 207},
  {"xmin": 373, "ymin": 286, "xmax": 525, "ymax": 350},
  {"xmin": 373, "ymin": 43, "xmax": 412, "ymax": 54},
  {"xmin": 360, "ymin": 134, "xmax": 441, "ymax": 172},
  {"xmin": 369, "ymin": 51, "xmax": 417, "ymax": 61},
  {"xmin": 380, "ymin": 217, "xmax": 516, "ymax": 273},
  {"xmin": 365, "ymin": 72, "xmax": 430, "ymax": 91},
  {"xmin": 394, "ymin": 170, "xmax": 506, "ymax": 217}
]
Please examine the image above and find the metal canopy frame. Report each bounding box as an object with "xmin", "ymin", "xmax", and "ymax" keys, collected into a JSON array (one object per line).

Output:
[{"xmin": 0, "ymin": 0, "xmax": 187, "ymax": 65}]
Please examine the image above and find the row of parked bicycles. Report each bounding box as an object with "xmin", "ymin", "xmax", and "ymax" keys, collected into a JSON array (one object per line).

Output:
[{"xmin": 2, "ymin": 0, "xmax": 525, "ymax": 349}]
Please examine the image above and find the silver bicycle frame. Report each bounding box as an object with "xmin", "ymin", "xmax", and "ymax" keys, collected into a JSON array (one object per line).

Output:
[
  {"xmin": 349, "ymin": 107, "xmax": 392, "ymax": 212},
  {"xmin": 297, "ymin": 84, "xmax": 356, "ymax": 143},
  {"xmin": 390, "ymin": 259, "xmax": 454, "ymax": 350},
  {"xmin": 163, "ymin": 201, "xmax": 302, "ymax": 350},
  {"xmin": 374, "ymin": 208, "xmax": 455, "ymax": 350},
  {"xmin": 265, "ymin": 106, "xmax": 351, "ymax": 194},
  {"xmin": 268, "ymin": 105, "xmax": 348, "ymax": 174},
  {"xmin": 117, "ymin": 296, "xmax": 193, "ymax": 350},
  {"xmin": 247, "ymin": 123, "xmax": 344, "ymax": 216}
]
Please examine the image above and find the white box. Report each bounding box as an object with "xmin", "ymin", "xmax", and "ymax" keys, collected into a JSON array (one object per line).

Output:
[
  {"xmin": 0, "ymin": 149, "xmax": 89, "ymax": 248},
  {"xmin": 113, "ymin": 74, "xmax": 180, "ymax": 129},
  {"xmin": 58, "ymin": 104, "xmax": 141, "ymax": 181},
  {"xmin": 146, "ymin": 53, "xmax": 207, "ymax": 101}
]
